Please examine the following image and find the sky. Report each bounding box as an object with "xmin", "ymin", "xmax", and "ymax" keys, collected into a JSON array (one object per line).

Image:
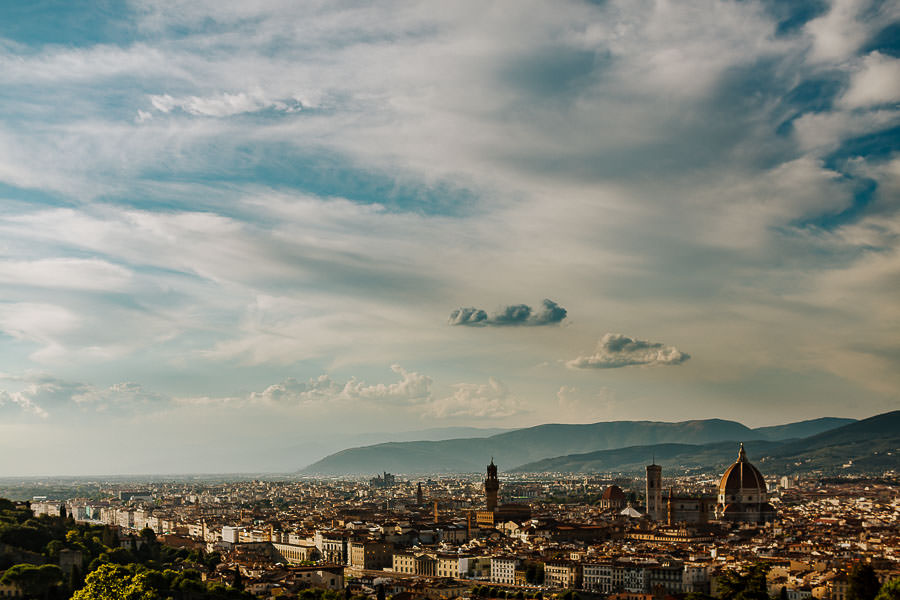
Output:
[{"xmin": 0, "ymin": 0, "xmax": 898, "ymax": 475}]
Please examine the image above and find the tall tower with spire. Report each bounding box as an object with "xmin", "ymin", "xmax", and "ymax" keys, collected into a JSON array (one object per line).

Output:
[
  {"xmin": 416, "ymin": 482, "xmax": 424, "ymax": 506},
  {"xmin": 484, "ymin": 459, "xmax": 499, "ymax": 512},
  {"xmin": 646, "ymin": 462, "xmax": 662, "ymax": 520}
]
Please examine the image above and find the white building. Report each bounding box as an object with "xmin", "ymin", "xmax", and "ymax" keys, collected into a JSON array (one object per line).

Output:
[{"xmin": 490, "ymin": 556, "xmax": 519, "ymax": 585}]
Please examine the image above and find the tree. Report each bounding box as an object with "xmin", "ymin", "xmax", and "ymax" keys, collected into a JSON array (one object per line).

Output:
[
  {"xmin": 73, "ymin": 563, "xmax": 168, "ymax": 600},
  {"xmin": 717, "ymin": 564, "xmax": 771, "ymax": 600},
  {"xmin": 849, "ymin": 565, "xmax": 881, "ymax": 600},
  {"xmin": 875, "ymin": 579, "xmax": 900, "ymax": 600},
  {"xmin": 139, "ymin": 527, "xmax": 157, "ymax": 545},
  {"xmin": 45, "ymin": 539, "xmax": 65, "ymax": 560},
  {"xmin": 0, "ymin": 564, "xmax": 64, "ymax": 600}
]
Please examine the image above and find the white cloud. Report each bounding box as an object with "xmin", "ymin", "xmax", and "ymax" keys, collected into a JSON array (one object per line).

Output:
[
  {"xmin": 0, "ymin": 389, "xmax": 48, "ymax": 418},
  {"xmin": 0, "ymin": 375, "xmax": 170, "ymax": 419},
  {"xmin": 791, "ymin": 108, "xmax": 900, "ymax": 153},
  {"xmin": 0, "ymin": 258, "xmax": 132, "ymax": 291},
  {"xmin": 0, "ymin": 375, "xmax": 88, "ymax": 418},
  {"xmin": 249, "ymin": 364, "xmax": 432, "ymax": 406},
  {"xmin": 568, "ymin": 333, "xmax": 690, "ymax": 369},
  {"xmin": 840, "ymin": 52, "xmax": 900, "ymax": 109},
  {"xmin": 424, "ymin": 377, "xmax": 523, "ymax": 419},
  {"xmin": 0, "ymin": 43, "xmax": 174, "ymax": 83},
  {"xmin": 0, "ymin": 0, "xmax": 897, "ymax": 465},
  {"xmin": 343, "ymin": 365, "xmax": 433, "ymax": 403},
  {"xmin": 804, "ymin": 0, "xmax": 872, "ymax": 63},
  {"xmin": 149, "ymin": 91, "xmax": 304, "ymax": 117},
  {"xmin": 71, "ymin": 382, "xmax": 166, "ymax": 414},
  {"xmin": 0, "ymin": 303, "xmax": 80, "ymax": 362}
]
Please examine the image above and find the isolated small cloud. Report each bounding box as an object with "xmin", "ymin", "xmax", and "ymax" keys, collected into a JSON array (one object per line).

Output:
[
  {"xmin": 449, "ymin": 299, "xmax": 567, "ymax": 327},
  {"xmin": 568, "ymin": 333, "xmax": 690, "ymax": 369}
]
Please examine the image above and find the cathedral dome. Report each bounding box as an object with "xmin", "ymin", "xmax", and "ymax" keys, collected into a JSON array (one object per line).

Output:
[
  {"xmin": 601, "ymin": 485, "xmax": 626, "ymax": 502},
  {"xmin": 718, "ymin": 443, "xmax": 766, "ymax": 496}
]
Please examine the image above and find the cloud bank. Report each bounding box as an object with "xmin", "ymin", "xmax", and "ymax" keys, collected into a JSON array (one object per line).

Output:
[
  {"xmin": 248, "ymin": 364, "xmax": 432, "ymax": 407},
  {"xmin": 568, "ymin": 333, "xmax": 691, "ymax": 369},
  {"xmin": 425, "ymin": 377, "xmax": 523, "ymax": 419},
  {"xmin": 449, "ymin": 299, "xmax": 567, "ymax": 327}
]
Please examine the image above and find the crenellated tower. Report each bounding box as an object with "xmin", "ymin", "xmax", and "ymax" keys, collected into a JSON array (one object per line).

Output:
[{"xmin": 484, "ymin": 459, "xmax": 499, "ymax": 511}]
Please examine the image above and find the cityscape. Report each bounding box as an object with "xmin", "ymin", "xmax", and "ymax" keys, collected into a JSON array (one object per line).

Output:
[
  {"xmin": 2, "ymin": 413, "xmax": 899, "ymax": 599},
  {"xmin": 1, "ymin": 1, "xmax": 899, "ymax": 600}
]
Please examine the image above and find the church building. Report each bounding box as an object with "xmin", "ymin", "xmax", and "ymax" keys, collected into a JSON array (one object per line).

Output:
[{"xmin": 643, "ymin": 442, "xmax": 775, "ymax": 525}]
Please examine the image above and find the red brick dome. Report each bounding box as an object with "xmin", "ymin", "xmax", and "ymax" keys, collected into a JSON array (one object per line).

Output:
[
  {"xmin": 601, "ymin": 485, "xmax": 626, "ymax": 502},
  {"xmin": 718, "ymin": 443, "xmax": 766, "ymax": 496}
]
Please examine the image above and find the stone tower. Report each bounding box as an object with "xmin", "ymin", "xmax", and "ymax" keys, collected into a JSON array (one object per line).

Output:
[
  {"xmin": 485, "ymin": 459, "xmax": 499, "ymax": 511},
  {"xmin": 646, "ymin": 463, "xmax": 662, "ymax": 520}
]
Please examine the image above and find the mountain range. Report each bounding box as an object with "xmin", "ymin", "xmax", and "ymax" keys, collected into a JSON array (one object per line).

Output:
[
  {"xmin": 300, "ymin": 415, "xmax": 860, "ymax": 475},
  {"xmin": 513, "ymin": 410, "xmax": 900, "ymax": 474}
]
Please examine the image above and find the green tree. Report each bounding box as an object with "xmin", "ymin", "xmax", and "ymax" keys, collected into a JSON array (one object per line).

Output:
[
  {"xmin": 718, "ymin": 564, "xmax": 771, "ymax": 600},
  {"xmin": 45, "ymin": 539, "xmax": 65, "ymax": 560},
  {"xmin": 0, "ymin": 563, "xmax": 63, "ymax": 599},
  {"xmin": 849, "ymin": 565, "xmax": 881, "ymax": 600},
  {"xmin": 139, "ymin": 527, "xmax": 157, "ymax": 545},
  {"xmin": 875, "ymin": 579, "xmax": 900, "ymax": 600}
]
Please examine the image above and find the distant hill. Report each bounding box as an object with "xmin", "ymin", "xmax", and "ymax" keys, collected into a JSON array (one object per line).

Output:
[
  {"xmin": 756, "ymin": 410, "xmax": 900, "ymax": 473},
  {"xmin": 512, "ymin": 411, "xmax": 898, "ymax": 475},
  {"xmin": 510, "ymin": 440, "xmax": 785, "ymax": 474},
  {"xmin": 298, "ymin": 416, "xmax": 854, "ymax": 475},
  {"xmin": 751, "ymin": 417, "xmax": 855, "ymax": 441}
]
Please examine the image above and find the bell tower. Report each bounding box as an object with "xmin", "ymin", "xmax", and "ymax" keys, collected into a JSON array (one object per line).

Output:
[
  {"xmin": 484, "ymin": 459, "xmax": 499, "ymax": 511},
  {"xmin": 646, "ymin": 463, "xmax": 662, "ymax": 520}
]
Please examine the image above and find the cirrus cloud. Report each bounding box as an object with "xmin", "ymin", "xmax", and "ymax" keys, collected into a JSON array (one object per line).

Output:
[{"xmin": 568, "ymin": 333, "xmax": 691, "ymax": 369}]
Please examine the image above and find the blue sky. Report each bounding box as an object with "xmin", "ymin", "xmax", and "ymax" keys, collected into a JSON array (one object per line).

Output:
[{"xmin": 0, "ymin": 0, "xmax": 898, "ymax": 475}]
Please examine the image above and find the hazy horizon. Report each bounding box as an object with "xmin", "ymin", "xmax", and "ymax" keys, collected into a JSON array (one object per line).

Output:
[
  {"xmin": 1, "ymin": 1, "xmax": 898, "ymax": 476},
  {"xmin": 0, "ymin": 412, "xmax": 873, "ymax": 477}
]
